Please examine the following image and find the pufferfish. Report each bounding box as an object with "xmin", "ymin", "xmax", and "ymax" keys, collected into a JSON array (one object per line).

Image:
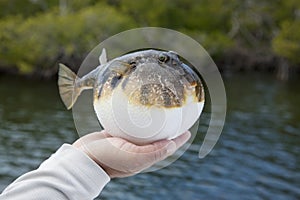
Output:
[{"xmin": 58, "ymin": 49, "xmax": 204, "ymax": 144}]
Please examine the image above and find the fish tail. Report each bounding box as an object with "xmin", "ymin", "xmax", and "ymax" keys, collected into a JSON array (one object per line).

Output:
[{"xmin": 58, "ymin": 63, "xmax": 80, "ymax": 109}]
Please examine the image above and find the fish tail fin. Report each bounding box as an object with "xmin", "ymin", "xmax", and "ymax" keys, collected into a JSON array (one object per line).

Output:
[{"xmin": 58, "ymin": 63, "xmax": 80, "ymax": 109}]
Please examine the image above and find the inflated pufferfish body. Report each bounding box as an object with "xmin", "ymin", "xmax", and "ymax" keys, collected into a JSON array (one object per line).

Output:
[{"xmin": 58, "ymin": 49, "xmax": 204, "ymax": 144}]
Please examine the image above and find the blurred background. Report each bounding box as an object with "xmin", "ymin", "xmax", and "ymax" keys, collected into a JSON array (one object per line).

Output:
[{"xmin": 0, "ymin": 0, "xmax": 299, "ymax": 199}]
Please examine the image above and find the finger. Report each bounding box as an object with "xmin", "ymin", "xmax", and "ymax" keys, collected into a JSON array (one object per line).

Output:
[
  {"xmin": 84, "ymin": 130, "xmax": 113, "ymax": 140},
  {"xmin": 98, "ymin": 137, "xmax": 175, "ymax": 164},
  {"xmin": 130, "ymin": 139, "xmax": 173, "ymax": 154},
  {"xmin": 171, "ymin": 131, "xmax": 191, "ymax": 149},
  {"xmin": 143, "ymin": 141, "xmax": 176, "ymax": 163},
  {"xmin": 135, "ymin": 131, "xmax": 191, "ymax": 154},
  {"xmin": 121, "ymin": 131, "xmax": 191, "ymax": 155},
  {"xmin": 145, "ymin": 131, "xmax": 192, "ymax": 161}
]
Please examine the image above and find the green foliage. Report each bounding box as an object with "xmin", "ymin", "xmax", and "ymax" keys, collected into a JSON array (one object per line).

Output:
[
  {"xmin": 0, "ymin": 0, "xmax": 58, "ymax": 18},
  {"xmin": 0, "ymin": 1, "xmax": 136, "ymax": 75},
  {"xmin": 270, "ymin": 0, "xmax": 300, "ymax": 64},
  {"xmin": 0, "ymin": 0, "xmax": 299, "ymax": 77},
  {"xmin": 272, "ymin": 20, "xmax": 300, "ymax": 63},
  {"xmin": 118, "ymin": 0, "xmax": 234, "ymax": 57},
  {"xmin": 183, "ymin": 30, "xmax": 233, "ymax": 57},
  {"xmin": 271, "ymin": 0, "xmax": 300, "ymax": 24}
]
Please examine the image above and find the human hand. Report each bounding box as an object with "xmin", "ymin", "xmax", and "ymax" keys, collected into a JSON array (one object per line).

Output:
[{"xmin": 73, "ymin": 130, "xmax": 191, "ymax": 178}]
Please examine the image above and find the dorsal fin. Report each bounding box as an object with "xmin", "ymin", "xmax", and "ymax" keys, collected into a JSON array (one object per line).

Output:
[{"xmin": 99, "ymin": 48, "xmax": 107, "ymax": 65}]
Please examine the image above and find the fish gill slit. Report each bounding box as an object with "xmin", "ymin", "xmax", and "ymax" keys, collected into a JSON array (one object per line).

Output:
[
  {"xmin": 195, "ymin": 83, "xmax": 204, "ymax": 102},
  {"xmin": 110, "ymin": 74, "xmax": 123, "ymax": 89},
  {"xmin": 97, "ymin": 85, "xmax": 103, "ymax": 99},
  {"xmin": 121, "ymin": 66, "xmax": 136, "ymax": 90}
]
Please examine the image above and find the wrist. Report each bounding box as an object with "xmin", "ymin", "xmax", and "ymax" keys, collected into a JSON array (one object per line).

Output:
[{"xmin": 73, "ymin": 143, "xmax": 115, "ymax": 178}]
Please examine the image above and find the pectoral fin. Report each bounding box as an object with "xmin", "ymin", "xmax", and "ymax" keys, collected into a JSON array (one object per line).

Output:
[{"xmin": 109, "ymin": 60, "xmax": 131, "ymax": 75}]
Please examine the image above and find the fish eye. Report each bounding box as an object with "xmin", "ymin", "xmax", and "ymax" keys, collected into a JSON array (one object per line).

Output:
[
  {"xmin": 158, "ymin": 53, "xmax": 169, "ymax": 63},
  {"xmin": 129, "ymin": 61, "xmax": 137, "ymax": 67}
]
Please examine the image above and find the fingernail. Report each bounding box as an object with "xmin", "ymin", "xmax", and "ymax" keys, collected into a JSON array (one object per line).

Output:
[{"xmin": 166, "ymin": 142, "xmax": 176, "ymax": 155}]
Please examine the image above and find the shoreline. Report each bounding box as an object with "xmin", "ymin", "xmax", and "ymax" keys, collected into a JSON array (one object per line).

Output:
[{"xmin": 0, "ymin": 53, "xmax": 299, "ymax": 80}]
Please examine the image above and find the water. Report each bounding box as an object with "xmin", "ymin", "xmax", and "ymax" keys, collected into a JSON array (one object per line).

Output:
[{"xmin": 0, "ymin": 73, "xmax": 299, "ymax": 199}]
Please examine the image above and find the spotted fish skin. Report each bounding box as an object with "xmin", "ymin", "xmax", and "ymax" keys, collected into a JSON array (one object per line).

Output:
[{"xmin": 58, "ymin": 49, "xmax": 204, "ymax": 110}]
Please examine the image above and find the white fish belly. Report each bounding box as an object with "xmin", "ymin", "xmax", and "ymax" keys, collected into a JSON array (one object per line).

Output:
[{"xmin": 94, "ymin": 87, "xmax": 204, "ymax": 144}]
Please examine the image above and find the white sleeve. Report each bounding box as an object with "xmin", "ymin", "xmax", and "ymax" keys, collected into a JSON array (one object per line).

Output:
[{"xmin": 0, "ymin": 144, "xmax": 110, "ymax": 200}]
